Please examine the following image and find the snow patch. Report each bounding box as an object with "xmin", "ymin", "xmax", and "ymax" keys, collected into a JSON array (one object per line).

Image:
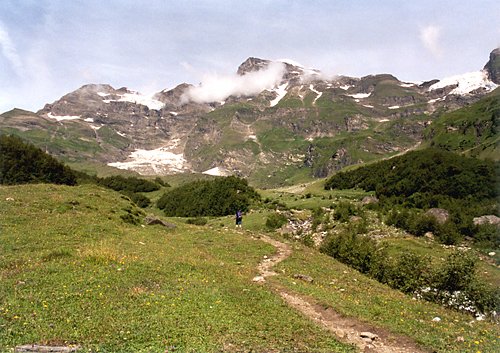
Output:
[
  {"xmin": 103, "ymin": 91, "xmax": 165, "ymax": 110},
  {"xmin": 363, "ymin": 104, "xmax": 374, "ymax": 108},
  {"xmin": 248, "ymin": 135, "xmax": 257, "ymax": 140},
  {"xmin": 270, "ymin": 83, "xmax": 288, "ymax": 107},
  {"xmin": 47, "ymin": 112, "xmax": 80, "ymax": 121},
  {"xmin": 83, "ymin": 118, "xmax": 94, "ymax": 122},
  {"xmin": 116, "ymin": 131, "xmax": 127, "ymax": 137},
  {"xmin": 202, "ymin": 167, "xmax": 230, "ymax": 176},
  {"xmin": 309, "ymin": 84, "xmax": 323, "ymax": 104},
  {"xmin": 340, "ymin": 85, "xmax": 352, "ymax": 90},
  {"xmin": 348, "ymin": 92, "xmax": 371, "ymax": 99},
  {"xmin": 388, "ymin": 106, "xmax": 400, "ymax": 109},
  {"xmin": 399, "ymin": 82, "xmax": 415, "ymax": 88},
  {"xmin": 378, "ymin": 119, "xmax": 390, "ymax": 122},
  {"xmin": 428, "ymin": 97, "xmax": 445, "ymax": 104},
  {"xmin": 429, "ymin": 70, "xmax": 498, "ymax": 95},
  {"xmin": 97, "ymin": 92, "xmax": 109, "ymax": 97},
  {"xmin": 169, "ymin": 112, "xmax": 178, "ymax": 116},
  {"xmin": 108, "ymin": 147, "xmax": 186, "ymax": 174}
]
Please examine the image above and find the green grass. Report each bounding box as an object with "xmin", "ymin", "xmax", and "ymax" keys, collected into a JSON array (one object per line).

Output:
[
  {"xmin": 0, "ymin": 184, "xmax": 353, "ymax": 352},
  {"xmin": 272, "ymin": 242, "xmax": 500, "ymax": 353}
]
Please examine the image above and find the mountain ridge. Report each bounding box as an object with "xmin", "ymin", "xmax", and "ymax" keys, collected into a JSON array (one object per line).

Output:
[{"xmin": 1, "ymin": 48, "xmax": 498, "ymax": 186}]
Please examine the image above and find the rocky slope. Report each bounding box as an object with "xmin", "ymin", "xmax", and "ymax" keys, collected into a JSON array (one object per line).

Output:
[{"xmin": 1, "ymin": 49, "xmax": 498, "ymax": 186}]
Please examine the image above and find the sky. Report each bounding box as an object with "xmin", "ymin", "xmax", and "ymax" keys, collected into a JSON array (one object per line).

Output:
[{"xmin": 0, "ymin": 0, "xmax": 499, "ymax": 113}]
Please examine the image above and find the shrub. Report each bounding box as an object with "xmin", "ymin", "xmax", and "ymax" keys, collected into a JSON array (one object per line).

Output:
[
  {"xmin": 185, "ymin": 217, "xmax": 208, "ymax": 226},
  {"xmin": 157, "ymin": 176, "xmax": 259, "ymax": 217},
  {"xmin": 125, "ymin": 192, "xmax": 151, "ymax": 208},
  {"xmin": 98, "ymin": 175, "xmax": 160, "ymax": 193},
  {"xmin": 265, "ymin": 213, "xmax": 288, "ymax": 230},
  {"xmin": 333, "ymin": 201, "xmax": 358, "ymax": 223},
  {"xmin": 0, "ymin": 134, "xmax": 77, "ymax": 186}
]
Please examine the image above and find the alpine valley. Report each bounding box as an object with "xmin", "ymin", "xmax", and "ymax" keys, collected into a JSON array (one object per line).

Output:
[{"xmin": 1, "ymin": 48, "xmax": 499, "ymax": 186}]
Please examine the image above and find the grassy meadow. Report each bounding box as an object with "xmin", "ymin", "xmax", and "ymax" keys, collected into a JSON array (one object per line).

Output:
[{"xmin": 1, "ymin": 183, "xmax": 499, "ymax": 352}]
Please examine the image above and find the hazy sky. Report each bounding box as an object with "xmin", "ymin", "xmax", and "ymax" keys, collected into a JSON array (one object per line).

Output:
[{"xmin": 1, "ymin": 0, "xmax": 499, "ymax": 112}]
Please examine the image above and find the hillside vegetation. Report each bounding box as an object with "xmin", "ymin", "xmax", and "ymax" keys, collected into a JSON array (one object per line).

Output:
[{"xmin": 424, "ymin": 87, "xmax": 500, "ymax": 160}]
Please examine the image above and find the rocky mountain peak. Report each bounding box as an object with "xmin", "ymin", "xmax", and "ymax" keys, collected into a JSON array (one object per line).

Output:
[
  {"xmin": 483, "ymin": 47, "xmax": 500, "ymax": 84},
  {"xmin": 236, "ymin": 57, "xmax": 272, "ymax": 75}
]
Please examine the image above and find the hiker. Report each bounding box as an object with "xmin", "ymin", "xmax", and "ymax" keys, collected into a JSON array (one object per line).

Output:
[{"xmin": 235, "ymin": 209, "xmax": 243, "ymax": 228}]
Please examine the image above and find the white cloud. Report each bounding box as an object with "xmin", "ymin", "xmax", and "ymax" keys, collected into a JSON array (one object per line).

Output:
[
  {"xmin": 420, "ymin": 25, "xmax": 443, "ymax": 59},
  {"xmin": 0, "ymin": 22, "xmax": 23, "ymax": 76},
  {"xmin": 182, "ymin": 61, "xmax": 285, "ymax": 104}
]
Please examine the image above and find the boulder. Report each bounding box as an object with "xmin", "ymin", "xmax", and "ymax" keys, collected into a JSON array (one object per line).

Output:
[
  {"xmin": 425, "ymin": 208, "xmax": 449, "ymax": 224},
  {"xmin": 144, "ymin": 216, "xmax": 176, "ymax": 229},
  {"xmin": 361, "ymin": 196, "xmax": 379, "ymax": 205},
  {"xmin": 473, "ymin": 215, "xmax": 500, "ymax": 226}
]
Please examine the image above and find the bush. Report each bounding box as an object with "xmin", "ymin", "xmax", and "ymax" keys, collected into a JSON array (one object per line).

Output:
[
  {"xmin": 185, "ymin": 217, "xmax": 208, "ymax": 226},
  {"xmin": 473, "ymin": 224, "xmax": 500, "ymax": 248},
  {"xmin": 0, "ymin": 134, "xmax": 77, "ymax": 186},
  {"xmin": 124, "ymin": 192, "xmax": 151, "ymax": 208},
  {"xmin": 157, "ymin": 176, "xmax": 260, "ymax": 217},
  {"xmin": 98, "ymin": 175, "xmax": 160, "ymax": 193},
  {"xmin": 265, "ymin": 213, "xmax": 288, "ymax": 230},
  {"xmin": 333, "ymin": 201, "xmax": 358, "ymax": 223}
]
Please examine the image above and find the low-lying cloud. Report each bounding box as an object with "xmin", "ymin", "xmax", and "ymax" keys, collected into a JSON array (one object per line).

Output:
[
  {"xmin": 182, "ymin": 61, "xmax": 285, "ymax": 104},
  {"xmin": 420, "ymin": 25, "xmax": 443, "ymax": 59},
  {"xmin": 0, "ymin": 22, "xmax": 23, "ymax": 76}
]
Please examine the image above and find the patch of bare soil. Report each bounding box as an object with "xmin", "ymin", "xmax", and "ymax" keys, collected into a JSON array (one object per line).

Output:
[{"xmin": 255, "ymin": 235, "xmax": 429, "ymax": 353}]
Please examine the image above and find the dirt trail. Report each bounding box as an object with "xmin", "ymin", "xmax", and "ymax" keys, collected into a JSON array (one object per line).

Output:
[{"xmin": 254, "ymin": 235, "xmax": 428, "ymax": 353}]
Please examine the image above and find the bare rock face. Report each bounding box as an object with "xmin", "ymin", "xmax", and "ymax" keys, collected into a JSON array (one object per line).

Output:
[
  {"xmin": 237, "ymin": 57, "xmax": 272, "ymax": 75},
  {"xmin": 484, "ymin": 48, "xmax": 500, "ymax": 84}
]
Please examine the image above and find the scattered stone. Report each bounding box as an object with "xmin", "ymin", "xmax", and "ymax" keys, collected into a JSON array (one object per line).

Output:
[
  {"xmin": 424, "ymin": 231, "xmax": 434, "ymax": 240},
  {"xmin": 488, "ymin": 251, "xmax": 496, "ymax": 256},
  {"xmin": 5, "ymin": 197, "xmax": 14, "ymax": 201},
  {"xmin": 293, "ymin": 274, "xmax": 314, "ymax": 283},
  {"xmin": 361, "ymin": 196, "xmax": 379, "ymax": 205},
  {"xmin": 432, "ymin": 317, "xmax": 441, "ymax": 322},
  {"xmin": 473, "ymin": 215, "xmax": 500, "ymax": 226},
  {"xmin": 252, "ymin": 275, "xmax": 265, "ymax": 283},
  {"xmin": 263, "ymin": 255, "xmax": 268, "ymax": 259},
  {"xmin": 15, "ymin": 345, "xmax": 80, "ymax": 352},
  {"xmin": 144, "ymin": 216, "xmax": 176, "ymax": 228},
  {"xmin": 425, "ymin": 208, "xmax": 449, "ymax": 224},
  {"xmin": 456, "ymin": 336, "xmax": 465, "ymax": 342},
  {"xmin": 360, "ymin": 332, "xmax": 378, "ymax": 341}
]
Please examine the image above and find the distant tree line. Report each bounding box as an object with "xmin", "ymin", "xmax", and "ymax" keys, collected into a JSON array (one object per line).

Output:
[
  {"xmin": 0, "ymin": 134, "xmax": 77, "ymax": 185},
  {"xmin": 157, "ymin": 176, "xmax": 260, "ymax": 217},
  {"xmin": 324, "ymin": 148, "xmax": 499, "ymax": 245}
]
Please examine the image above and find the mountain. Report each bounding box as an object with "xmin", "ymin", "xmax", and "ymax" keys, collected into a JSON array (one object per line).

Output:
[{"xmin": 1, "ymin": 49, "xmax": 498, "ymax": 186}]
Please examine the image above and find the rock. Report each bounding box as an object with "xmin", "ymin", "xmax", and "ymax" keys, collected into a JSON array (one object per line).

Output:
[
  {"xmin": 5, "ymin": 197, "xmax": 14, "ymax": 201},
  {"xmin": 293, "ymin": 274, "xmax": 314, "ymax": 283},
  {"xmin": 361, "ymin": 196, "xmax": 379, "ymax": 205},
  {"xmin": 360, "ymin": 332, "xmax": 378, "ymax": 341},
  {"xmin": 488, "ymin": 251, "xmax": 496, "ymax": 256},
  {"xmin": 144, "ymin": 216, "xmax": 176, "ymax": 228},
  {"xmin": 473, "ymin": 215, "xmax": 500, "ymax": 226},
  {"xmin": 425, "ymin": 208, "xmax": 449, "ymax": 224},
  {"xmin": 424, "ymin": 231, "xmax": 434, "ymax": 240},
  {"xmin": 432, "ymin": 317, "xmax": 441, "ymax": 322},
  {"xmin": 15, "ymin": 345, "xmax": 80, "ymax": 352},
  {"xmin": 456, "ymin": 336, "xmax": 465, "ymax": 342},
  {"xmin": 483, "ymin": 47, "xmax": 500, "ymax": 84},
  {"xmin": 349, "ymin": 216, "xmax": 363, "ymax": 223},
  {"xmin": 252, "ymin": 275, "xmax": 265, "ymax": 283}
]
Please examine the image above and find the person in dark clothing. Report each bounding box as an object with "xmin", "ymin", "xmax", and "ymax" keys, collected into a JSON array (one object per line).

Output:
[{"xmin": 235, "ymin": 210, "xmax": 243, "ymax": 228}]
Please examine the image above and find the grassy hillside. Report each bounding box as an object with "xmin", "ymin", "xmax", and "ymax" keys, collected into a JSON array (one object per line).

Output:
[
  {"xmin": 0, "ymin": 184, "xmax": 352, "ymax": 352},
  {"xmin": 423, "ymin": 88, "xmax": 500, "ymax": 160},
  {"xmin": 2, "ymin": 183, "xmax": 499, "ymax": 352}
]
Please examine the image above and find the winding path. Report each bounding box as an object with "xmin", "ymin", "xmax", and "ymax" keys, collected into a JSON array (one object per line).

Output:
[{"xmin": 254, "ymin": 234, "xmax": 428, "ymax": 353}]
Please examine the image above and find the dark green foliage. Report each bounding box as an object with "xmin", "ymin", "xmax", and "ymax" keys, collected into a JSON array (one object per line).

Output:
[
  {"xmin": 311, "ymin": 207, "xmax": 325, "ymax": 231},
  {"xmin": 0, "ymin": 134, "xmax": 76, "ymax": 186},
  {"xmin": 157, "ymin": 176, "xmax": 259, "ymax": 217},
  {"xmin": 97, "ymin": 175, "xmax": 160, "ymax": 193},
  {"xmin": 154, "ymin": 176, "xmax": 170, "ymax": 187},
  {"xmin": 122, "ymin": 191, "xmax": 151, "ymax": 208},
  {"xmin": 185, "ymin": 217, "xmax": 208, "ymax": 226},
  {"xmin": 473, "ymin": 224, "xmax": 500, "ymax": 248},
  {"xmin": 325, "ymin": 148, "xmax": 497, "ymax": 201},
  {"xmin": 265, "ymin": 212, "xmax": 288, "ymax": 230},
  {"xmin": 321, "ymin": 229, "xmax": 499, "ymax": 315},
  {"xmin": 333, "ymin": 201, "xmax": 359, "ymax": 223},
  {"xmin": 120, "ymin": 206, "xmax": 145, "ymax": 225},
  {"xmin": 326, "ymin": 148, "xmax": 498, "ymax": 245}
]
